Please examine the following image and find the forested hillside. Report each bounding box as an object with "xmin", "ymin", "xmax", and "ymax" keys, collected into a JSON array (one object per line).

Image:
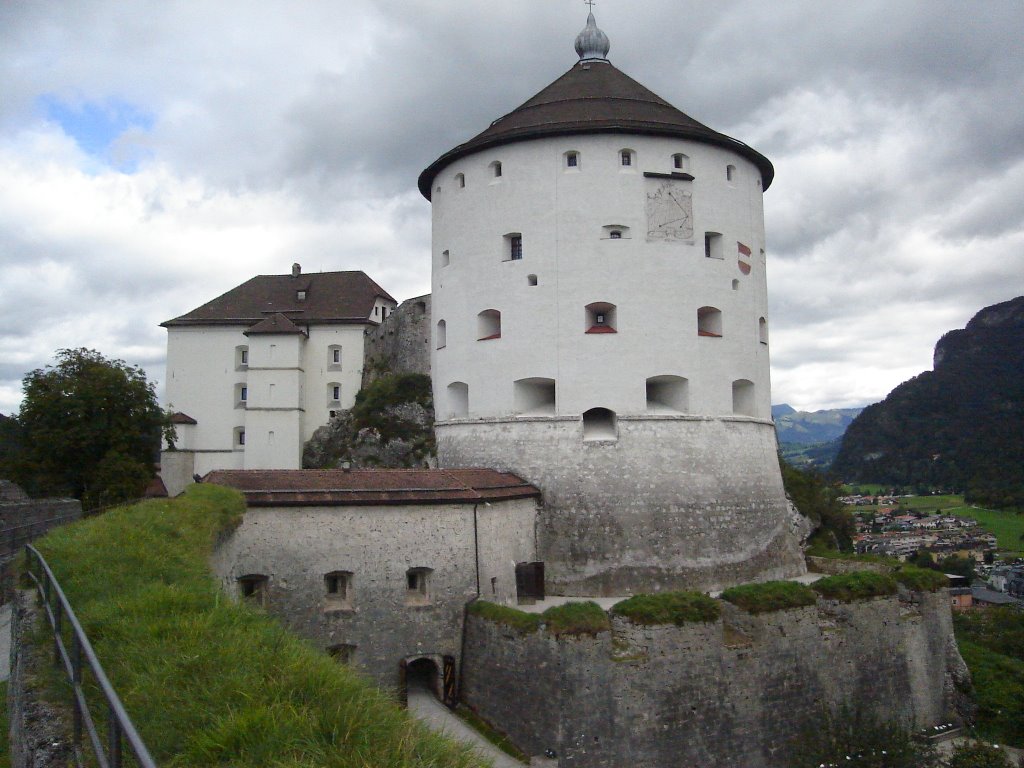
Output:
[{"xmin": 833, "ymin": 296, "xmax": 1024, "ymax": 508}]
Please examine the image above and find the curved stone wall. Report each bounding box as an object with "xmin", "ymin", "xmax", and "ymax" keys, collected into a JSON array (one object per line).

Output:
[{"xmin": 437, "ymin": 415, "xmax": 806, "ymax": 594}]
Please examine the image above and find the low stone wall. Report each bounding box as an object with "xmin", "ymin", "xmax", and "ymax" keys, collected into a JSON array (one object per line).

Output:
[
  {"xmin": 0, "ymin": 498, "xmax": 81, "ymax": 558},
  {"xmin": 461, "ymin": 591, "xmax": 969, "ymax": 768},
  {"xmin": 805, "ymin": 555, "xmax": 890, "ymax": 575}
]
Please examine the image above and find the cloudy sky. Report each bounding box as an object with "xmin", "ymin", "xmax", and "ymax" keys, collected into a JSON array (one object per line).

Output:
[{"xmin": 1, "ymin": 0, "xmax": 1022, "ymax": 415}]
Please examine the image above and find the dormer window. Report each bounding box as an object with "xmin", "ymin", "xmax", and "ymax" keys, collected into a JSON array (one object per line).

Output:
[{"xmin": 297, "ymin": 290, "xmax": 306, "ymax": 301}]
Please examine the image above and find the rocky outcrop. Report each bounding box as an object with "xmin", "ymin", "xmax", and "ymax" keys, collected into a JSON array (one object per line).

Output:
[
  {"xmin": 303, "ymin": 402, "xmax": 435, "ymax": 469},
  {"xmin": 362, "ymin": 295, "xmax": 431, "ymax": 388}
]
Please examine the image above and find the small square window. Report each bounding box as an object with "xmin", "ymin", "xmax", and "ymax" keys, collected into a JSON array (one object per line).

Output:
[
  {"xmin": 324, "ymin": 571, "xmax": 353, "ymax": 611},
  {"xmin": 238, "ymin": 574, "xmax": 267, "ymax": 606},
  {"xmin": 297, "ymin": 290, "xmax": 306, "ymax": 301},
  {"xmin": 566, "ymin": 152, "xmax": 579, "ymax": 168},
  {"xmin": 405, "ymin": 567, "xmax": 432, "ymax": 605}
]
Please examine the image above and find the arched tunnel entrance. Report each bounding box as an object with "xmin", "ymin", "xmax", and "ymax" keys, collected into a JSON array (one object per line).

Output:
[{"xmin": 401, "ymin": 655, "xmax": 457, "ymax": 708}]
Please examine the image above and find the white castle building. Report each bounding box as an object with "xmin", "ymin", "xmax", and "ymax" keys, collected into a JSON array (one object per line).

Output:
[
  {"xmin": 160, "ymin": 266, "xmax": 396, "ymax": 488},
  {"xmin": 420, "ymin": 12, "xmax": 805, "ymax": 594}
]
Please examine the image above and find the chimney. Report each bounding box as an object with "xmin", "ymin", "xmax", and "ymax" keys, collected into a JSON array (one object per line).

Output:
[{"xmin": 291, "ymin": 263, "xmax": 301, "ymax": 278}]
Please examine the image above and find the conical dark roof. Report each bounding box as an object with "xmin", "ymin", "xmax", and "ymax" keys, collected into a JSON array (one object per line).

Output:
[{"xmin": 418, "ymin": 59, "xmax": 773, "ymax": 199}]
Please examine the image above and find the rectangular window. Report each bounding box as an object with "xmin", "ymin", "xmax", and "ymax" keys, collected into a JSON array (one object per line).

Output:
[
  {"xmin": 238, "ymin": 429, "xmax": 245, "ymax": 446},
  {"xmin": 567, "ymin": 153, "xmax": 578, "ymax": 168},
  {"xmin": 240, "ymin": 349, "xmax": 248, "ymax": 365},
  {"xmin": 510, "ymin": 235, "xmax": 522, "ymax": 261},
  {"xmin": 332, "ymin": 385, "xmax": 340, "ymax": 400},
  {"xmin": 621, "ymin": 151, "xmax": 632, "ymax": 166},
  {"xmin": 333, "ymin": 348, "xmax": 341, "ymax": 363},
  {"xmin": 240, "ymin": 386, "xmax": 247, "ymax": 401}
]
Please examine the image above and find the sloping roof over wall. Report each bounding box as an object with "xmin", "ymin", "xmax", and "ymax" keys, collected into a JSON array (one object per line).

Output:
[
  {"xmin": 419, "ymin": 59, "xmax": 773, "ymax": 198},
  {"xmin": 162, "ymin": 270, "xmax": 395, "ymax": 328},
  {"xmin": 204, "ymin": 468, "xmax": 541, "ymax": 507}
]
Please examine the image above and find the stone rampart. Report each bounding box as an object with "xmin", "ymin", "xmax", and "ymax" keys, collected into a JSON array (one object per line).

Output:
[
  {"xmin": 461, "ymin": 591, "xmax": 968, "ymax": 768},
  {"xmin": 362, "ymin": 295, "xmax": 431, "ymax": 388},
  {"xmin": 805, "ymin": 555, "xmax": 890, "ymax": 575},
  {"xmin": 0, "ymin": 496, "xmax": 81, "ymax": 558}
]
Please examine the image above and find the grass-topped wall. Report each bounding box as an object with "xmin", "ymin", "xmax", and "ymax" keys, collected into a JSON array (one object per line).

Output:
[
  {"xmin": 891, "ymin": 566, "xmax": 950, "ymax": 593},
  {"xmin": 611, "ymin": 591, "xmax": 720, "ymax": 625},
  {"xmin": 812, "ymin": 571, "xmax": 898, "ymax": 602},
  {"xmin": 469, "ymin": 600, "xmax": 610, "ymax": 637},
  {"xmin": 719, "ymin": 581, "xmax": 818, "ymax": 614},
  {"xmin": 29, "ymin": 485, "xmax": 485, "ymax": 768}
]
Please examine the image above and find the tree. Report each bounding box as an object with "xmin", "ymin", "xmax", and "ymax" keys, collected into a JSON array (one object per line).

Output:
[
  {"xmin": 13, "ymin": 348, "xmax": 166, "ymax": 509},
  {"xmin": 945, "ymin": 742, "xmax": 1016, "ymax": 768}
]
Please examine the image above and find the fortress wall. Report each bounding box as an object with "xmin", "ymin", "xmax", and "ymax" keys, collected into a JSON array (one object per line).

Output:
[
  {"xmin": 461, "ymin": 591, "xmax": 966, "ymax": 768},
  {"xmin": 209, "ymin": 498, "xmax": 537, "ymax": 691},
  {"xmin": 362, "ymin": 295, "xmax": 431, "ymax": 387},
  {"xmin": 438, "ymin": 416, "xmax": 806, "ymax": 594},
  {"xmin": 0, "ymin": 498, "xmax": 81, "ymax": 557}
]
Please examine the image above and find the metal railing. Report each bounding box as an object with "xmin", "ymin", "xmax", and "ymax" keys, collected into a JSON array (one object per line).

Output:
[{"xmin": 25, "ymin": 544, "xmax": 157, "ymax": 768}]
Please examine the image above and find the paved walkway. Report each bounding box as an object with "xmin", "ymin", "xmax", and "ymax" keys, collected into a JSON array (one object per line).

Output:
[{"xmin": 407, "ymin": 686, "xmax": 526, "ymax": 767}]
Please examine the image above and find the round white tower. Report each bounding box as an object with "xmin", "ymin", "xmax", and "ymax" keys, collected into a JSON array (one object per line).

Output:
[{"xmin": 419, "ymin": 15, "xmax": 805, "ymax": 595}]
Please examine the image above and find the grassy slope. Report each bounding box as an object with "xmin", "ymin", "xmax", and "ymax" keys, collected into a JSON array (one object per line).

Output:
[{"xmin": 31, "ymin": 485, "xmax": 487, "ymax": 768}]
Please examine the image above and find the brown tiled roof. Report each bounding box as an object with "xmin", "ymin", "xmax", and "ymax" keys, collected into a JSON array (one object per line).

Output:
[
  {"xmin": 204, "ymin": 468, "xmax": 541, "ymax": 507},
  {"xmin": 169, "ymin": 412, "xmax": 198, "ymax": 425},
  {"xmin": 244, "ymin": 313, "xmax": 307, "ymax": 336},
  {"xmin": 162, "ymin": 270, "xmax": 395, "ymax": 328},
  {"xmin": 419, "ymin": 60, "xmax": 773, "ymax": 198}
]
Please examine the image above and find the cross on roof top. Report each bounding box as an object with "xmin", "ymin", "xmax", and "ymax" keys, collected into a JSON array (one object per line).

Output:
[{"xmin": 584, "ymin": 0, "xmax": 595, "ymax": 9}]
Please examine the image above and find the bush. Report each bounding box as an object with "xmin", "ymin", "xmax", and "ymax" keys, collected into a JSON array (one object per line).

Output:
[
  {"xmin": 541, "ymin": 601, "xmax": 610, "ymax": 637},
  {"xmin": 893, "ymin": 565, "xmax": 949, "ymax": 592},
  {"xmin": 812, "ymin": 571, "xmax": 898, "ymax": 602},
  {"xmin": 784, "ymin": 708, "xmax": 939, "ymax": 768},
  {"xmin": 611, "ymin": 591, "xmax": 721, "ymax": 625},
  {"xmin": 945, "ymin": 742, "xmax": 1016, "ymax": 768},
  {"xmin": 467, "ymin": 600, "xmax": 540, "ymax": 634},
  {"xmin": 720, "ymin": 581, "xmax": 818, "ymax": 614}
]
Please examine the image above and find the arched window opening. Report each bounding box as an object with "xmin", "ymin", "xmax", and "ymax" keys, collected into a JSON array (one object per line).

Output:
[
  {"xmin": 477, "ymin": 309, "xmax": 501, "ymax": 340},
  {"xmin": 406, "ymin": 567, "xmax": 433, "ymax": 605},
  {"xmin": 602, "ymin": 224, "xmax": 630, "ymax": 240},
  {"xmin": 582, "ymin": 408, "xmax": 617, "ymax": 442},
  {"xmin": 646, "ymin": 376, "xmax": 689, "ymax": 414},
  {"xmin": 328, "ymin": 644, "xmax": 356, "ymax": 664},
  {"xmin": 726, "ymin": 164, "xmax": 736, "ymax": 182},
  {"xmin": 324, "ymin": 571, "xmax": 353, "ymax": 611},
  {"xmin": 697, "ymin": 306, "xmax": 722, "ymax": 337},
  {"xmin": 732, "ymin": 379, "xmax": 756, "ymax": 417},
  {"xmin": 235, "ymin": 345, "xmax": 249, "ymax": 370},
  {"xmin": 238, "ymin": 574, "xmax": 267, "ymax": 607},
  {"xmin": 328, "ymin": 382, "xmax": 341, "ymax": 406},
  {"xmin": 704, "ymin": 232, "xmax": 723, "ymax": 259},
  {"xmin": 759, "ymin": 317, "xmax": 769, "ymax": 345},
  {"xmin": 585, "ymin": 302, "xmax": 617, "ymax": 334},
  {"xmin": 514, "ymin": 378, "xmax": 556, "ymax": 416},
  {"xmin": 436, "ymin": 320, "xmax": 447, "ymax": 349},
  {"xmin": 527, "ymin": 274, "xmax": 538, "ymax": 286},
  {"xmin": 455, "ymin": 172, "xmax": 465, "ymax": 189},
  {"xmin": 441, "ymin": 249, "xmax": 450, "ymax": 267},
  {"xmin": 328, "ymin": 344, "xmax": 342, "ymax": 369},
  {"xmin": 565, "ymin": 150, "xmax": 580, "ymax": 169},
  {"xmin": 672, "ymin": 153, "xmax": 690, "ymax": 171},
  {"xmin": 446, "ymin": 382, "xmax": 469, "ymax": 418},
  {"xmin": 620, "ymin": 149, "xmax": 634, "ymax": 167},
  {"xmin": 490, "ymin": 160, "xmax": 502, "ymax": 178}
]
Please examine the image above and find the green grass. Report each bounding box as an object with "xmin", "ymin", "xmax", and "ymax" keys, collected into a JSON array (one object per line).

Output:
[
  {"xmin": 811, "ymin": 571, "xmax": 898, "ymax": 602},
  {"xmin": 540, "ymin": 601, "xmax": 610, "ymax": 637},
  {"xmin": 955, "ymin": 639, "xmax": 1024, "ymax": 747},
  {"xmin": 891, "ymin": 565, "xmax": 949, "ymax": 592},
  {"xmin": 468, "ymin": 600, "xmax": 541, "ymax": 634},
  {"xmin": 29, "ymin": 485, "xmax": 487, "ymax": 768},
  {"xmin": 611, "ymin": 591, "xmax": 721, "ymax": 625},
  {"xmin": 719, "ymin": 581, "xmax": 818, "ymax": 614}
]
